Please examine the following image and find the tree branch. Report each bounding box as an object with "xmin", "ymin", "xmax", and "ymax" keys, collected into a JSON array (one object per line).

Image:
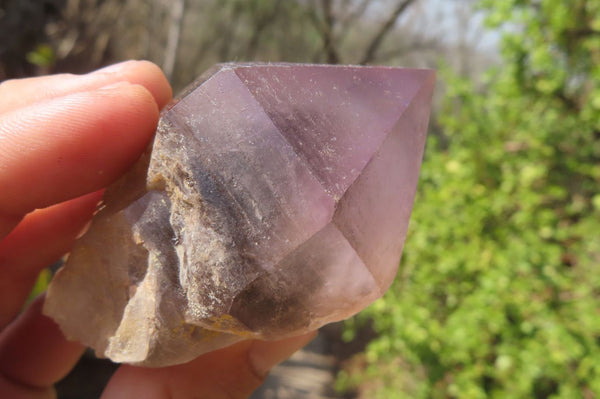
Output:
[
  {"xmin": 359, "ymin": 0, "xmax": 416, "ymax": 65},
  {"xmin": 162, "ymin": 0, "xmax": 185, "ymax": 80},
  {"xmin": 565, "ymin": 28, "xmax": 600, "ymax": 38},
  {"xmin": 337, "ymin": 0, "xmax": 371, "ymax": 43},
  {"xmin": 320, "ymin": 0, "xmax": 340, "ymax": 63},
  {"xmin": 245, "ymin": 0, "xmax": 283, "ymax": 59},
  {"xmin": 308, "ymin": 0, "xmax": 341, "ymax": 64},
  {"xmin": 375, "ymin": 37, "xmax": 440, "ymax": 61}
]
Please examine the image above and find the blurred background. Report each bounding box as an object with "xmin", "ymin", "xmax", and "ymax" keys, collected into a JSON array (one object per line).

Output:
[{"xmin": 3, "ymin": 0, "xmax": 600, "ymax": 398}]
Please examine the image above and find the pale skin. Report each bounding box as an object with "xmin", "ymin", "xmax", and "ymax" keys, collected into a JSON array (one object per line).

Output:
[{"xmin": 0, "ymin": 61, "xmax": 316, "ymax": 399}]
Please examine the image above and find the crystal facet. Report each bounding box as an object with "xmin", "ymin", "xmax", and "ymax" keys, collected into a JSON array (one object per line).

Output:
[{"xmin": 44, "ymin": 63, "xmax": 435, "ymax": 367}]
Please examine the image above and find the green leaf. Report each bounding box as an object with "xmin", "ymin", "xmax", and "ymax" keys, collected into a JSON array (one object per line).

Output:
[{"xmin": 26, "ymin": 44, "xmax": 55, "ymax": 68}]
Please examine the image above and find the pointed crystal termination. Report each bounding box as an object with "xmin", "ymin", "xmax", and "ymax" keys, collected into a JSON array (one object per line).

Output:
[{"xmin": 43, "ymin": 63, "xmax": 435, "ymax": 367}]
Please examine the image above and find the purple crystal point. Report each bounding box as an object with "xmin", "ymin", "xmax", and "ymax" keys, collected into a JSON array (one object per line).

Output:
[{"xmin": 44, "ymin": 63, "xmax": 435, "ymax": 367}]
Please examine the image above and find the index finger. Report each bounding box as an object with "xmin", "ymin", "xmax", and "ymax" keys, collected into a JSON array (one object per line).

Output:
[
  {"xmin": 0, "ymin": 61, "xmax": 172, "ymax": 233},
  {"xmin": 0, "ymin": 60, "xmax": 172, "ymax": 114},
  {"xmin": 0, "ymin": 82, "xmax": 159, "ymax": 217}
]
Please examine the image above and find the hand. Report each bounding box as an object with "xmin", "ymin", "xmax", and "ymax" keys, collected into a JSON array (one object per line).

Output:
[{"xmin": 0, "ymin": 61, "xmax": 316, "ymax": 399}]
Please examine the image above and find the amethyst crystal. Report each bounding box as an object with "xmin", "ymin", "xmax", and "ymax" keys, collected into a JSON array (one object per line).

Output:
[{"xmin": 44, "ymin": 63, "xmax": 435, "ymax": 367}]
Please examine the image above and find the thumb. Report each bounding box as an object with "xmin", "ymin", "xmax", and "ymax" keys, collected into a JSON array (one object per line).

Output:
[{"xmin": 101, "ymin": 331, "xmax": 317, "ymax": 399}]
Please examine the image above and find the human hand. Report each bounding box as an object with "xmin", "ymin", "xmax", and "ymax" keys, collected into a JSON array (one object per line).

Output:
[{"xmin": 0, "ymin": 61, "xmax": 316, "ymax": 399}]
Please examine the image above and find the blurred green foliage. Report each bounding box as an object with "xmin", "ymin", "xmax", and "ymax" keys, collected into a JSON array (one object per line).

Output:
[
  {"xmin": 26, "ymin": 44, "xmax": 56, "ymax": 68},
  {"xmin": 28, "ymin": 268, "xmax": 52, "ymax": 302},
  {"xmin": 341, "ymin": 0, "xmax": 600, "ymax": 397}
]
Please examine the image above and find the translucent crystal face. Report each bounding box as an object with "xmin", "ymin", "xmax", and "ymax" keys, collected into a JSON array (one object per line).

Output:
[{"xmin": 44, "ymin": 63, "xmax": 435, "ymax": 367}]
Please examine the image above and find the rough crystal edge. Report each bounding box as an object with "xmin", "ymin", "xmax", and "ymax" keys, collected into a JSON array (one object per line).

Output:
[
  {"xmin": 217, "ymin": 61, "xmax": 436, "ymax": 72},
  {"xmin": 170, "ymin": 63, "xmax": 435, "ymax": 111}
]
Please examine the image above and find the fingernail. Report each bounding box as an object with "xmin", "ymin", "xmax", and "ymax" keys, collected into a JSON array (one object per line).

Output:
[{"xmin": 248, "ymin": 331, "xmax": 318, "ymax": 378}]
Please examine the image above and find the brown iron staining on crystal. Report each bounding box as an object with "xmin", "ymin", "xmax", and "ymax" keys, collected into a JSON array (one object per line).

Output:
[{"xmin": 44, "ymin": 63, "xmax": 435, "ymax": 367}]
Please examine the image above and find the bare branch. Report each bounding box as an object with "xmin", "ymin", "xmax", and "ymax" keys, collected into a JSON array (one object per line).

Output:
[
  {"xmin": 320, "ymin": 0, "xmax": 340, "ymax": 63},
  {"xmin": 245, "ymin": 0, "xmax": 284, "ymax": 59},
  {"xmin": 338, "ymin": 0, "xmax": 371, "ymax": 41},
  {"xmin": 565, "ymin": 28, "xmax": 600, "ymax": 38},
  {"xmin": 217, "ymin": 2, "xmax": 245, "ymax": 60},
  {"xmin": 163, "ymin": 0, "xmax": 185, "ymax": 80},
  {"xmin": 359, "ymin": 0, "xmax": 416, "ymax": 65},
  {"xmin": 308, "ymin": 0, "xmax": 341, "ymax": 64},
  {"xmin": 375, "ymin": 37, "xmax": 440, "ymax": 62}
]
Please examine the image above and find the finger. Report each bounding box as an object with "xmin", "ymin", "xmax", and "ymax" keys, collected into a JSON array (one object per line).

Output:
[
  {"xmin": 0, "ymin": 214, "xmax": 22, "ymax": 241},
  {"xmin": 0, "ymin": 60, "xmax": 172, "ymax": 113},
  {"xmin": 0, "ymin": 191, "xmax": 101, "ymax": 329},
  {"xmin": 0, "ymin": 82, "xmax": 159, "ymax": 217},
  {"xmin": 0, "ymin": 296, "xmax": 84, "ymax": 397},
  {"xmin": 0, "ymin": 378, "xmax": 53, "ymax": 399},
  {"xmin": 101, "ymin": 332, "xmax": 318, "ymax": 399}
]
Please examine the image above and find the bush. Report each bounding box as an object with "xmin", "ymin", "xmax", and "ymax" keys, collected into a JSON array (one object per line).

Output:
[{"xmin": 342, "ymin": 1, "xmax": 600, "ymax": 397}]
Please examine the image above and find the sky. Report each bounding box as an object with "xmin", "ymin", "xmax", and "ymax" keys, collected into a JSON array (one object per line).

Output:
[{"xmin": 369, "ymin": 0, "xmax": 501, "ymax": 53}]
